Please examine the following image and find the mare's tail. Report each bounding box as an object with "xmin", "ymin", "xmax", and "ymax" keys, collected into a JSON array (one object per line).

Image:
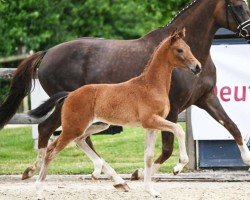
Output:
[
  {"xmin": 29, "ymin": 91, "xmax": 69, "ymax": 118},
  {"xmin": 0, "ymin": 51, "xmax": 47, "ymax": 129}
]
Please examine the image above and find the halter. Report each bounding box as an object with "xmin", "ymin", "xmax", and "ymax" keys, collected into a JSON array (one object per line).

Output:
[{"xmin": 226, "ymin": 0, "xmax": 250, "ymax": 38}]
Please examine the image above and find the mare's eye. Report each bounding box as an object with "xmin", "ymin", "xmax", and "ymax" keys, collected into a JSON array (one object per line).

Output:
[{"xmin": 177, "ymin": 48, "xmax": 183, "ymax": 53}]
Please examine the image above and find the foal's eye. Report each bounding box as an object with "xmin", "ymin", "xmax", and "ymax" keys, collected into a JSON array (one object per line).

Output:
[{"xmin": 177, "ymin": 48, "xmax": 183, "ymax": 53}]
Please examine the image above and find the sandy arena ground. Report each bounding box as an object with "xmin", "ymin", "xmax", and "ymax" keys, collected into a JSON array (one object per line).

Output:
[{"xmin": 0, "ymin": 172, "xmax": 250, "ymax": 200}]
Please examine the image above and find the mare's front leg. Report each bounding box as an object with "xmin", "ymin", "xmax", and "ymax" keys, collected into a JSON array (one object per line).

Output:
[
  {"xmin": 196, "ymin": 91, "xmax": 250, "ymax": 166},
  {"xmin": 144, "ymin": 129, "xmax": 161, "ymax": 197}
]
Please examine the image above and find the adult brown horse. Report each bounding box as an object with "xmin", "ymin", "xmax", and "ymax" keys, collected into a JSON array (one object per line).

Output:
[{"xmin": 0, "ymin": 0, "xmax": 250, "ymax": 179}]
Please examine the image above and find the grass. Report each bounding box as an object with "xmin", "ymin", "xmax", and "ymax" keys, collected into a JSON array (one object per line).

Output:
[{"xmin": 0, "ymin": 124, "xmax": 184, "ymax": 175}]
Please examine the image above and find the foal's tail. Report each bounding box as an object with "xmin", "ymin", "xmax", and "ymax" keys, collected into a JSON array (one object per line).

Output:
[
  {"xmin": 0, "ymin": 51, "xmax": 47, "ymax": 129},
  {"xmin": 29, "ymin": 91, "xmax": 69, "ymax": 118}
]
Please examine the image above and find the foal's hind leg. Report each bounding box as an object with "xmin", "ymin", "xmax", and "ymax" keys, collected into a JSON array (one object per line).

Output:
[
  {"xmin": 22, "ymin": 107, "xmax": 61, "ymax": 180},
  {"xmin": 36, "ymin": 129, "xmax": 81, "ymax": 199},
  {"xmin": 76, "ymin": 123, "xmax": 110, "ymax": 180},
  {"xmin": 75, "ymin": 137, "xmax": 129, "ymax": 191},
  {"xmin": 75, "ymin": 124, "xmax": 129, "ymax": 191}
]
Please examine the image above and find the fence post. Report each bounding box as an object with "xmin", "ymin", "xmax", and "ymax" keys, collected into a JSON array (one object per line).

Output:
[{"xmin": 186, "ymin": 107, "xmax": 196, "ymax": 170}]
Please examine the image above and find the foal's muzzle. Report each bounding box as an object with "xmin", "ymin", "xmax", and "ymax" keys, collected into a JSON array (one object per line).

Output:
[{"xmin": 191, "ymin": 64, "xmax": 202, "ymax": 75}]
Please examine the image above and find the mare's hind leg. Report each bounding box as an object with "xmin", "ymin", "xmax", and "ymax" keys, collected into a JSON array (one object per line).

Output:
[
  {"xmin": 22, "ymin": 106, "xmax": 61, "ymax": 180},
  {"xmin": 196, "ymin": 91, "xmax": 250, "ymax": 166}
]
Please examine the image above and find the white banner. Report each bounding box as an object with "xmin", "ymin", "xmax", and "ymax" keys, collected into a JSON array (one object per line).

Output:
[{"xmin": 192, "ymin": 44, "xmax": 250, "ymax": 140}]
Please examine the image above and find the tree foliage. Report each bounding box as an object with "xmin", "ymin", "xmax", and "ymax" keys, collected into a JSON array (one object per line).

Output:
[{"xmin": 0, "ymin": 0, "xmax": 189, "ymax": 57}]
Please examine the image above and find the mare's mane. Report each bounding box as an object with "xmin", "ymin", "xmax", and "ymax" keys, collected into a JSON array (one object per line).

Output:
[{"xmin": 166, "ymin": 0, "xmax": 200, "ymax": 27}]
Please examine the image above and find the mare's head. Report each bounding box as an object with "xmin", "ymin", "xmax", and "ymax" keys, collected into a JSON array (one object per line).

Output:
[
  {"xmin": 165, "ymin": 28, "xmax": 201, "ymax": 75},
  {"xmin": 215, "ymin": 0, "xmax": 250, "ymax": 39}
]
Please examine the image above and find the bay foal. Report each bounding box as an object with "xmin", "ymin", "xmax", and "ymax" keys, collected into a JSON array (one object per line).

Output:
[{"xmin": 32, "ymin": 28, "xmax": 201, "ymax": 198}]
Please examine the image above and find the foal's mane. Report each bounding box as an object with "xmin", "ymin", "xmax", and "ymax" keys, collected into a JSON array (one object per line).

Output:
[{"xmin": 141, "ymin": 37, "xmax": 170, "ymax": 75}]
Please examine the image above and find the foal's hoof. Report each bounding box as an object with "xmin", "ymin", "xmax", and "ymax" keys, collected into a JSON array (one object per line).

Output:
[
  {"xmin": 114, "ymin": 182, "xmax": 130, "ymax": 192},
  {"xmin": 173, "ymin": 164, "xmax": 183, "ymax": 175},
  {"xmin": 173, "ymin": 169, "xmax": 180, "ymax": 176},
  {"xmin": 173, "ymin": 166, "xmax": 181, "ymax": 175},
  {"xmin": 22, "ymin": 166, "xmax": 36, "ymax": 180},
  {"xmin": 91, "ymin": 173, "xmax": 99, "ymax": 181},
  {"xmin": 145, "ymin": 188, "xmax": 162, "ymax": 198}
]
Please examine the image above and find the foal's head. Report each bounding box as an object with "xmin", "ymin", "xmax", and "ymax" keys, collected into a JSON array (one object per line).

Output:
[{"xmin": 165, "ymin": 28, "xmax": 202, "ymax": 75}]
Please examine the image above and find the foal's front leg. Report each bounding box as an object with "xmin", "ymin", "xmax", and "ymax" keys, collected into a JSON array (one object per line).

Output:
[
  {"xmin": 144, "ymin": 129, "xmax": 161, "ymax": 197},
  {"xmin": 143, "ymin": 115, "xmax": 189, "ymax": 175}
]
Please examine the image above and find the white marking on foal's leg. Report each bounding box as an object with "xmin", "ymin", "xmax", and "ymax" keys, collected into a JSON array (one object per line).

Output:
[
  {"xmin": 75, "ymin": 139, "xmax": 104, "ymax": 179},
  {"xmin": 75, "ymin": 137, "xmax": 128, "ymax": 190},
  {"xmin": 144, "ymin": 130, "xmax": 161, "ymax": 198},
  {"xmin": 36, "ymin": 148, "xmax": 47, "ymax": 169},
  {"xmin": 172, "ymin": 124, "xmax": 189, "ymax": 175},
  {"xmin": 238, "ymin": 142, "xmax": 250, "ymax": 166},
  {"xmin": 152, "ymin": 163, "xmax": 161, "ymax": 176},
  {"xmin": 101, "ymin": 160, "xmax": 129, "ymax": 191},
  {"xmin": 35, "ymin": 147, "xmax": 58, "ymax": 200},
  {"xmin": 22, "ymin": 148, "xmax": 47, "ymax": 180},
  {"xmin": 35, "ymin": 161, "xmax": 48, "ymax": 200},
  {"xmin": 35, "ymin": 180, "xmax": 44, "ymax": 200},
  {"xmin": 136, "ymin": 163, "xmax": 161, "ymax": 180}
]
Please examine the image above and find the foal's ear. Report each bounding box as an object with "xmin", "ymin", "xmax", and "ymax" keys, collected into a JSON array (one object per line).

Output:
[
  {"xmin": 177, "ymin": 27, "xmax": 186, "ymax": 38},
  {"xmin": 170, "ymin": 29, "xmax": 180, "ymax": 44},
  {"xmin": 170, "ymin": 27, "xmax": 186, "ymax": 44}
]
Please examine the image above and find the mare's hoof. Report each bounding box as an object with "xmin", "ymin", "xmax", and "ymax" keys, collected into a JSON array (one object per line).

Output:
[
  {"xmin": 131, "ymin": 168, "xmax": 143, "ymax": 180},
  {"xmin": 22, "ymin": 166, "xmax": 35, "ymax": 180},
  {"xmin": 131, "ymin": 169, "xmax": 139, "ymax": 180},
  {"xmin": 114, "ymin": 182, "xmax": 130, "ymax": 192}
]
